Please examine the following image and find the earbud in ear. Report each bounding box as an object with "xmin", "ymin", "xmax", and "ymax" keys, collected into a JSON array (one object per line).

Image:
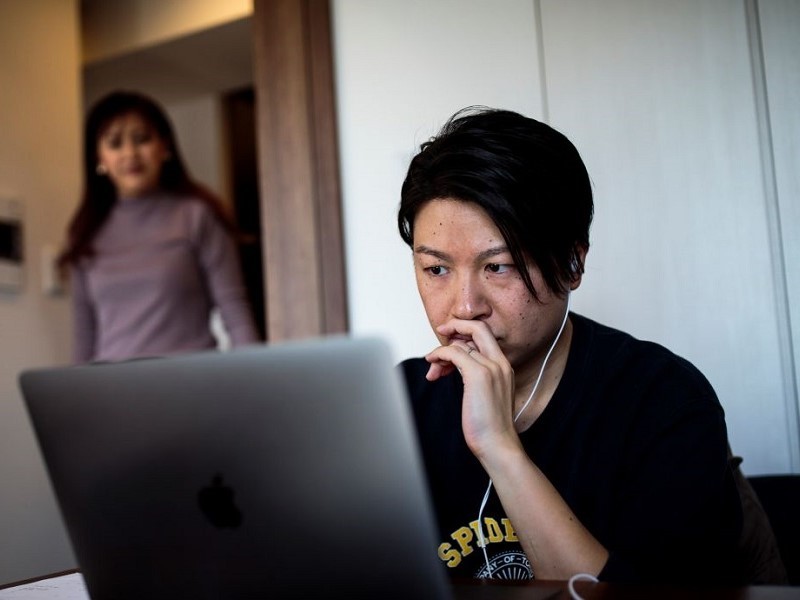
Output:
[{"xmin": 569, "ymin": 257, "xmax": 581, "ymax": 276}]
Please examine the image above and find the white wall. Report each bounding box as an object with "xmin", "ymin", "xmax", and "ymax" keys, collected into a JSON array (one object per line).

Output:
[
  {"xmin": 162, "ymin": 95, "xmax": 229, "ymax": 201},
  {"xmin": 333, "ymin": 0, "xmax": 544, "ymax": 360},
  {"xmin": 332, "ymin": 0, "xmax": 800, "ymax": 475},
  {"xmin": 0, "ymin": 0, "xmax": 81, "ymax": 584},
  {"xmin": 541, "ymin": 0, "xmax": 797, "ymax": 476},
  {"xmin": 757, "ymin": 0, "xmax": 800, "ymax": 473}
]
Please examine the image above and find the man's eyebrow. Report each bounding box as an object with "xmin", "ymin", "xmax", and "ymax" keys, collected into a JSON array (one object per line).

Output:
[
  {"xmin": 414, "ymin": 245, "xmax": 510, "ymax": 263},
  {"xmin": 414, "ymin": 245, "xmax": 450, "ymax": 261},
  {"xmin": 475, "ymin": 246, "xmax": 510, "ymax": 262}
]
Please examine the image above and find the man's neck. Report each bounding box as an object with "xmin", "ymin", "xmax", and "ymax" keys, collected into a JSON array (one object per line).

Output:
[{"xmin": 513, "ymin": 317, "xmax": 574, "ymax": 432}]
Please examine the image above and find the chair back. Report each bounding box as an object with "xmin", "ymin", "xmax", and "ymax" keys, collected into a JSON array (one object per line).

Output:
[{"xmin": 747, "ymin": 475, "xmax": 800, "ymax": 586}]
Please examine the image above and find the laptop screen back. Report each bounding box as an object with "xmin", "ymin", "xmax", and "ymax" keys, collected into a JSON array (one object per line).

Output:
[{"xmin": 20, "ymin": 336, "xmax": 452, "ymax": 600}]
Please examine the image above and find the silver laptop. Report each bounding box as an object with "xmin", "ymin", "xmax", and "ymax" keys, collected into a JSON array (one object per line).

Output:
[{"xmin": 19, "ymin": 336, "xmax": 453, "ymax": 600}]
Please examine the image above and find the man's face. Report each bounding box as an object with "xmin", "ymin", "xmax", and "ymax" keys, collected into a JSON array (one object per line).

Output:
[{"xmin": 412, "ymin": 198, "xmax": 571, "ymax": 374}]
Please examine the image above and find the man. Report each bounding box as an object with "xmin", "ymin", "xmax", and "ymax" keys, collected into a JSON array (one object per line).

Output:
[{"xmin": 397, "ymin": 107, "xmax": 746, "ymax": 583}]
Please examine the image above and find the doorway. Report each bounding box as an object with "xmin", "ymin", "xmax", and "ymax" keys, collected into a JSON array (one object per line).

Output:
[
  {"xmin": 81, "ymin": 17, "xmax": 265, "ymax": 341},
  {"xmin": 223, "ymin": 87, "xmax": 266, "ymax": 339}
]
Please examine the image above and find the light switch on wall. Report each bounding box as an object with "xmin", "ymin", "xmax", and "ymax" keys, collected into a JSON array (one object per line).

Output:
[{"xmin": 0, "ymin": 196, "xmax": 23, "ymax": 292}]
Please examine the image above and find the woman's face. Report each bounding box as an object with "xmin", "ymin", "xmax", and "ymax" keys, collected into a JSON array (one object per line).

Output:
[
  {"xmin": 412, "ymin": 198, "xmax": 571, "ymax": 375},
  {"xmin": 96, "ymin": 112, "xmax": 170, "ymax": 198}
]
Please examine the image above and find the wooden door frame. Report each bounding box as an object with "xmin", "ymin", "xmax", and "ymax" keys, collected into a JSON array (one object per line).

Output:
[{"xmin": 251, "ymin": 0, "xmax": 348, "ymax": 340}]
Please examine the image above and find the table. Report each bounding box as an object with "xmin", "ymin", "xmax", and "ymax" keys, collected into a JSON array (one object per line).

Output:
[
  {"xmin": 2, "ymin": 571, "xmax": 798, "ymax": 599},
  {"xmin": 452, "ymin": 578, "xmax": 800, "ymax": 599}
]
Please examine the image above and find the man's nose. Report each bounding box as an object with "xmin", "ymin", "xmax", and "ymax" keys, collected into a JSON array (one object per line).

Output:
[{"xmin": 451, "ymin": 273, "xmax": 490, "ymax": 320}]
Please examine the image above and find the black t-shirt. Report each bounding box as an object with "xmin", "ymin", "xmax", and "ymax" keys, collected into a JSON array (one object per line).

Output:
[{"xmin": 401, "ymin": 313, "xmax": 743, "ymax": 583}]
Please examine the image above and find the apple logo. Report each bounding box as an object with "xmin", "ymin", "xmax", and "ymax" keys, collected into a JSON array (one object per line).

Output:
[{"xmin": 197, "ymin": 474, "xmax": 243, "ymax": 528}]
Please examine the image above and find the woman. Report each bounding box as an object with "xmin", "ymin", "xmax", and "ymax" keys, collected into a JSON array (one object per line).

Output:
[{"xmin": 59, "ymin": 91, "xmax": 260, "ymax": 363}]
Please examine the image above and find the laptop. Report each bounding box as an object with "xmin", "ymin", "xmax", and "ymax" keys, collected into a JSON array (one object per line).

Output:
[{"xmin": 19, "ymin": 336, "xmax": 454, "ymax": 600}]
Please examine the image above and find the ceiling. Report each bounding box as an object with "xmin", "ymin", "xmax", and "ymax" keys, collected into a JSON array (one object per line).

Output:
[{"xmin": 82, "ymin": 17, "xmax": 254, "ymax": 107}]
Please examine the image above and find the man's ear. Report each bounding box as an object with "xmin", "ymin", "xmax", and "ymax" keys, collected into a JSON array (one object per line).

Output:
[{"xmin": 569, "ymin": 244, "xmax": 588, "ymax": 291}]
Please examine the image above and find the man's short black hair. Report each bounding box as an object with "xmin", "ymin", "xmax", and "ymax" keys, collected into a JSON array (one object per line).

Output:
[{"xmin": 398, "ymin": 107, "xmax": 593, "ymax": 300}]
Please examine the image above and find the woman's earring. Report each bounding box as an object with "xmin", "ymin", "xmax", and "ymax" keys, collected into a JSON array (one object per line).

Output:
[{"xmin": 96, "ymin": 164, "xmax": 108, "ymax": 175}]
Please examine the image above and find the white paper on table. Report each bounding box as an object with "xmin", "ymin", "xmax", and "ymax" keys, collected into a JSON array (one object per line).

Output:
[{"xmin": 0, "ymin": 573, "xmax": 89, "ymax": 600}]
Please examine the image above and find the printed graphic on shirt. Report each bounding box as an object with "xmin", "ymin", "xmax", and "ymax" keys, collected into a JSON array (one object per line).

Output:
[
  {"xmin": 475, "ymin": 550, "xmax": 532, "ymax": 579},
  {"xmin": 437, "ymin": 516, "xmax": 533, "ymax": 580}
]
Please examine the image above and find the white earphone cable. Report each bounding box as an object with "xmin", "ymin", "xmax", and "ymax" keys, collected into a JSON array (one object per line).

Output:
[
  {"xmin": 513, "ymin": 294, "xmax": 571, "ymax": 422},
  {"xmin": 476, "ymin": 295, "xmax": 571, "ymax": 578},
  {"xmin": 568, "ymin": 573, "xmax": 599, "ymax": 599}
]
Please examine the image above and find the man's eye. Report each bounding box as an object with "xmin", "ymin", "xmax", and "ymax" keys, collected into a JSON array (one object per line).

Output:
[
  {"xmin": 425, "ymin": 265, "xmax": 448, "ymax": 276},
  {"xmin": 486, "ymin": 263, "xmax": 510, "ymax": 274}
]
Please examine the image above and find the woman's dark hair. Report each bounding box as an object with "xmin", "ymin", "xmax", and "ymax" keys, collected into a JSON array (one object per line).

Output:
[
  {"xmin": 398, "ymin": 106, "xmax": 593, "ymax": 300},
  {"xmin": 58, "ymin": 90, "xmax": 235, "ymax": 268}
]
